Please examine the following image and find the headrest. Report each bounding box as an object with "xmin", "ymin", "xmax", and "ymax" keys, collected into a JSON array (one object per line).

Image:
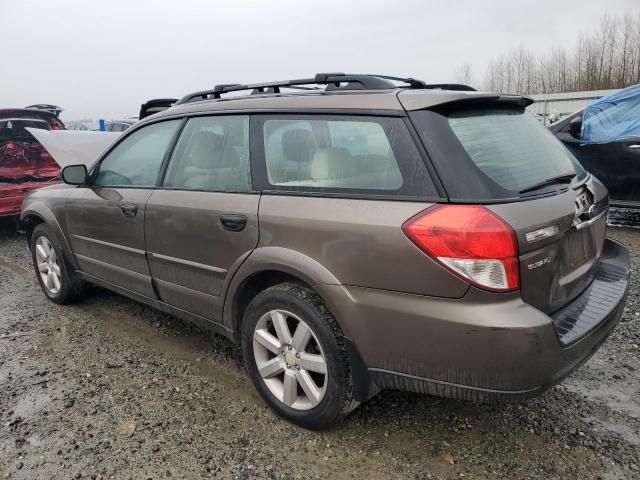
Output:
[
  {"xmin": 188, "ymin": 130, "xmax": 239, "ymax": 169},
  {"xmin": 282, "ymin": 129, "xmax": 316, "ymax": 164},
  {"xmin": 310, "ymin": 147, "xmax": 357, "ymax": 180}
]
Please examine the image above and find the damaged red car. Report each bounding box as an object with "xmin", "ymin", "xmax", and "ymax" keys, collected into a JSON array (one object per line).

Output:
[{"xmin": 0, "ymin": 109, "xmax": 64, "ymax": 218}]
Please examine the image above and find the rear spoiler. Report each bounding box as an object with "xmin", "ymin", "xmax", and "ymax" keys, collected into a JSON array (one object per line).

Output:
[{"xmin": 398, "ymin": 90, "xmax": 533, "ymax": 111}]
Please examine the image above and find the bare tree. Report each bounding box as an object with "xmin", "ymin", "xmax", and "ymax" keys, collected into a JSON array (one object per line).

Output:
[
  {"xmin": 454, "ymin": 63, "xmax": 476, "ymax": 87},
  {"xmin": 482, "ymin": 13, "xmax": 640, "ymax": 94}
]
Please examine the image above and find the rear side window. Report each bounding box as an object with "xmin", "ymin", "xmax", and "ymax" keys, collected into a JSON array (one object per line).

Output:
[
  {"xmin": 448, "ymin": 109, "xmax": 584, "ymax": 192},
  {"xmin": 256, "ymin": 115, "xmax": 437, "ymax": 197},
  {"xmin": 410, "ymin": 107, "xmax": 586, "ymax": 200},
  {"xmin": 163, "ymin": 115, "xmax": 251, "ymax": 191}
]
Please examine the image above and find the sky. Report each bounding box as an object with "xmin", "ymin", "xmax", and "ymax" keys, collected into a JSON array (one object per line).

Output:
[{"xmin": 1, "ymin": 0, "xmax": 639, "ymax": 121}]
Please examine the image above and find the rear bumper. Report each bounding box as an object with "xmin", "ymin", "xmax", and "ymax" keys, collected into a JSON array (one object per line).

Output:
[{"xmin": 322, "ymin": 238, "xmax": 630, "ymax": 402}]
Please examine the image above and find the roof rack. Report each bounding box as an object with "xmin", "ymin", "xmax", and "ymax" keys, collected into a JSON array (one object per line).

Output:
[{"xmin": 175, "ymin": 73, "xmax": 476, "ymax": 105}]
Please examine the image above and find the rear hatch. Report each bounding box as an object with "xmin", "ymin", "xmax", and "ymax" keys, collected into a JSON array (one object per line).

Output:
[
  {"xmin": 139, "ymin": 98, "xmax": 178, "ymax": 120},
  {"xmin": 489, "ymin": 181, "xmax": 607, "ymax": 313},
  {"xmin": 407, "ymin": 98, "xmax": 607, "ymax": 313}
]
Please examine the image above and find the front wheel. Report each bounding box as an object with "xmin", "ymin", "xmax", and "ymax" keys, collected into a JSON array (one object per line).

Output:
[
  {"xmin": 30, "ymin": 224, "xmax": 85, "ymax": 304},
  {"xmin": 241, "ymin": 283, "xmax": 357, "ymax": 429}
]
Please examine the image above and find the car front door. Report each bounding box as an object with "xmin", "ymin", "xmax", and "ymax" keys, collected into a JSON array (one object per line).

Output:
[
  {"xmin": 66, "ymin": 119, "xmax": 182, "ymax": 297},
  {"xmin": 144, "ymin": 115, "xmax": 259, "ymax": 321}
]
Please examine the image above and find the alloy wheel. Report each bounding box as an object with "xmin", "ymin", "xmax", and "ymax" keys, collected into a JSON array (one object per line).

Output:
[
  {"xmin": 35, "ymin": 236, "xmax": 62, "ymax": 295},
  {"xmin": 253, "ymin": 309, "xmax": 328, "ymax": 410}
]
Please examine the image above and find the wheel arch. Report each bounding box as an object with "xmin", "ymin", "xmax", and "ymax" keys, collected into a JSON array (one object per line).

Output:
[
  {"xmin": 223, "ymin": 247, "xmax": 377, "ymax": 402},
  {"xmin": 21, "ymin": 202, "xmax": 78, "ymax": 270},
  {"xmin": 223, "ymin": 247, "xmax": 341, "ymax": 335}
]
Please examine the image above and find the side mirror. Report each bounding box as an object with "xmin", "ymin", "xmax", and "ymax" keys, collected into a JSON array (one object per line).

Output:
[
  {"xmin": 568, "ymin": 117, "xmax": 582, "ymax": 140},
  {"xmin": 61, "ymin": 164, "xmax": 88, "ymax": 185}
]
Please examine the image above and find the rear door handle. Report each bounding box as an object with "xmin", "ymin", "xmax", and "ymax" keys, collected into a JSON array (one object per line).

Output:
[
  {"xmin": 628, "ymin": 144, "xmax": 640, "ymax": 149},
  {"xmin": 219, "ymin": 214, "xmax": 247, "ymax": 232},
  {"xmin": 120, "ymin": 203, "xmax": 138, "ymax": 217}
]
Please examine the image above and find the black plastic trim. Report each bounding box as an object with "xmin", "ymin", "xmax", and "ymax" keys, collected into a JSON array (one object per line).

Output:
[
  {"xmin": 76, "ymin": 271, "xmax": 233, "ymax": 339},
  {"xmin": 157, "ymin": 117, "xmax": 188, "ymax": 186},
  {"xmin": 368, "ymin": 368, "xmax": 538, "ymax": 402},
  {"xmin": 344, "ymin": 337, "xmax": 379, "ymax": 402},
  {"xmin": 550, "ymin": 239, "xmax": 630, "ymax": 346}
]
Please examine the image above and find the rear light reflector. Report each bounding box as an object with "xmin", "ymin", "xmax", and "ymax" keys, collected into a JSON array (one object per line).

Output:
[{"xmin": 402, "ymin": 205, "xmax": 519, "ymax": 292}]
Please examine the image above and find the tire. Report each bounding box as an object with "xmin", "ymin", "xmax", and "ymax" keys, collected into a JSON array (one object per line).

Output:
[
  {"xmin": 241, "ymin": 282, "xmax": 357, "ymax": 429},
  {"xmin": 30, "ymin": 223, "xmax": 85, "ymax": 304}
]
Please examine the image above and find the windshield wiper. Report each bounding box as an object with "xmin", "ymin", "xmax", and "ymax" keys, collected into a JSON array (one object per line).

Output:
[{"xmin": 519, "ymin": 173, "xmax": 577, "ymax": 195}]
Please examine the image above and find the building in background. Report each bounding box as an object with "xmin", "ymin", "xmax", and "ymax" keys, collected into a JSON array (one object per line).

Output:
[{"xmin": 527, "ymin": 89, "xmax": 621, "ymax": 126}]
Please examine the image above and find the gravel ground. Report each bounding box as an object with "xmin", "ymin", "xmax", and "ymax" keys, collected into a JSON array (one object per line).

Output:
[{"xmin": 0, "ymin": 221, "xmax": 638, "ymax": 480}]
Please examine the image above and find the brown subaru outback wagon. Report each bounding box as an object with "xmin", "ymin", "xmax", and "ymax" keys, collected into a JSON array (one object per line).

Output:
[{"xmin": 21, "ymin": 74, "xmax": 631, "ymax": 429}]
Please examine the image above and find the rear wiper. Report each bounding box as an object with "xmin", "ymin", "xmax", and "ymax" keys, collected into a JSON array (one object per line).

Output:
[{"xmin": 519, "ymin": 173, "xmax": 576, "ymax": 195}]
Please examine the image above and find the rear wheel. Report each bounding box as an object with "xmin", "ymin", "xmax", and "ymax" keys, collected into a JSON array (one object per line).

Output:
[
  {"xmin": 30, "ymin": 224, "xmax": 85, "ymax": 304},
  {"xmin": 241, "ymin": 283, "xmax": 356, "ymax": 429}
]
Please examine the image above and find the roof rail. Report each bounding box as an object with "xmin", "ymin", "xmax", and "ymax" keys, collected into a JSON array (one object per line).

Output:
[{"xmin": 175, "ymin": 73, "xmax": 476, "ymax": 105}]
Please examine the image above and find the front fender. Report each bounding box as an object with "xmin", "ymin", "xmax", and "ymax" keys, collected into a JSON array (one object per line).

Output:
[{"xmin": 21, "ymin": 199, "xmax": 77, "ymax": 270}]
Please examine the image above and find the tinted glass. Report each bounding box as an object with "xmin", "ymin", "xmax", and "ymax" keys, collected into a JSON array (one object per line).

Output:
[
  {"xmin": 448, "ymin": 109, "xmax": 584, "ymax": 192},
  {"xmin": 0, "ymin": 119, "xmax": 50, "ymax": 141},
  {"xmin": 95, "ymin": 120, "xmax": 180, "ymax": 187},
  {"xmin": 264, "ymin": 118, "xmax": 403, "ymax": 190},
  {"xmin": 163, "ymin": 115, "xmax": 250, "ymax": 191}
]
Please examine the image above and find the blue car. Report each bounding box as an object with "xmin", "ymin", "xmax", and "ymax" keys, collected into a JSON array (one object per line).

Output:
[{"xmin": 550, "ymin": 85, "xmax": 640, "ymax": 208}]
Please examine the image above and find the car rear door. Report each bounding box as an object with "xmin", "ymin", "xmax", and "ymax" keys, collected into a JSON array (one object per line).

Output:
[
  {"xmin": 144, "ymin": 114, "xmax": 259, "ymax": 322},
  {"xmin": 66, "ymin": 119, "xmax": 182, "ymax": 297}
]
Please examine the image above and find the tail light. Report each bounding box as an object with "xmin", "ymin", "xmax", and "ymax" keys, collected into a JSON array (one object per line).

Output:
[{"xmin": 402, "ymin": 205, "xmax": 519, "ymax": 292}]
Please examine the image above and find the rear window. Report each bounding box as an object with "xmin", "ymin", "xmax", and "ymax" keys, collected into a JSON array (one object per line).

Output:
[
  {"xmin": 410, "ymin": 107, "xmax": 586, "ymax": 200},
  {"xmin": 0, "ymin": 119, "xmax": 51, "ymax": 141},
  {"xmin": 448, "ymin": 109, "xmax": 584, "ymax": 192}
]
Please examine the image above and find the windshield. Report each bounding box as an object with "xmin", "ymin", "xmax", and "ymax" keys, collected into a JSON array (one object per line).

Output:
[{"xmin": 447, "ymin": 108, "xmax": 585, "ymax": 193}]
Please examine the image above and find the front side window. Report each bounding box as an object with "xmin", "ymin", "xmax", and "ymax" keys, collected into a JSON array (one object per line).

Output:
[
  {"xmin": 263, "ymin": 117, "xmax": 404, "ymax": 191},
  {"xmin": 163, "ymin": 115, "xmax": 250, "ymax": 191},
  {"xmin": 94, "ymin": 119, "xmax": 180, "ymax": 187}
]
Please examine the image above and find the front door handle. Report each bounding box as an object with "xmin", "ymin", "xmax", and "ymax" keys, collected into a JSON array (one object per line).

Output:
[
  {"xmin": 219, "ymin": 214, "xmax": 247, "ymax": 232},
  {"xmin": 628, "ymin": 144, "xmax": 640, "ymax": 150},
  {"xmin": 120, "ymin": 203, "xmax": 138, "ymax": 217}
]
